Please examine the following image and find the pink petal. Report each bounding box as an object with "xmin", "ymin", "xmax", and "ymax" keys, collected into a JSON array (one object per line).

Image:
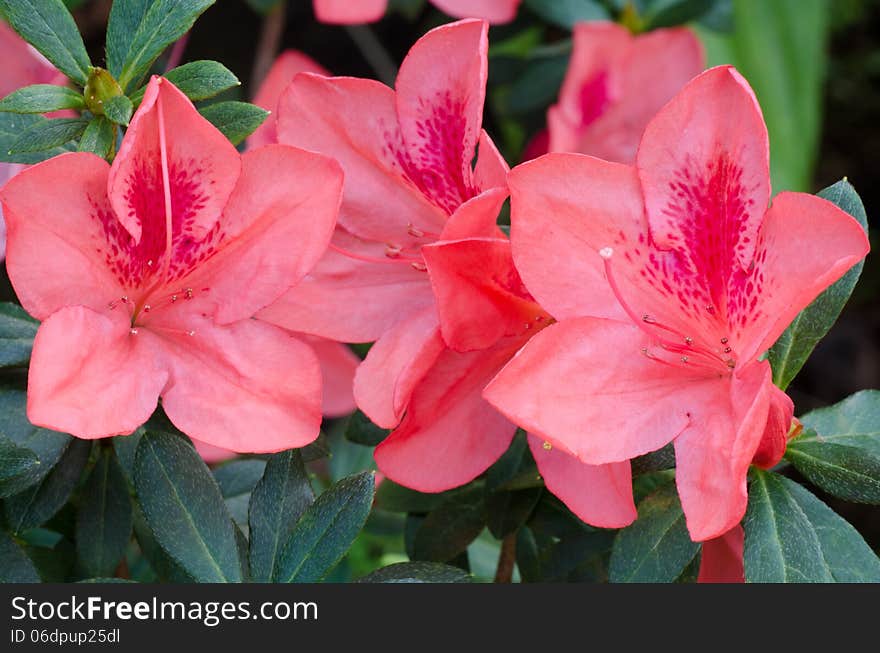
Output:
[
  {"xmin": 157, "ymin": 315, "xmax": 322, "ymax": 453},
  {"xmin": 423, "ymin": 237, "xmax": 543, "ymax": 351},
  {"xmin": 256, "ymin": 227, "xmax": 434, "ymax": 343},
  {"xmin": 395, "ymin": 19, "xmax": 487, "ymax": 214},
  {"xmin": 637, "ymin": 66, "xmax": 769, "ymax": 273},
  {"xmin": 27, "ymin": 306, "xmax": 167, "ymax": 439},
  {"xmin": 1, "ymin": 153, "xmax": 124, "ymax": 320},
  {"xmin": 528, "ymin": 435, "xmax": 636, "ymax": 528},
  {"xmin": 751, "ymin": 383, "xmax": 794, "ymax": 469},
  {"xmin": 353, "ymin": 305, "xmax": 444, "ymax": 428},
  {"xmin": 507, "ymin": 153, "xmax": 639, "ymax": 322},
  {"xmin": 698, "ymin": 525, "xmax": 745, "ymax": 583},
  {"xmin": 440, "ymin": 187, "xmax": 508, "ymax": 241},
  {"xmin": 249, "ymin": 50, "xmax": 329, "ymax": 149},
  {"xmin": 473, "ymin": 129, "xmax": 509, "ymax": 192},
  {"xmin": 0, "ymin": 22, "xmax": 63, "ymax": 95},
  {"xmin": 734, "ymin": 192, "xmax": 870, "ymax": 364},
  {"xmin": 374, "ymin": 340, "xmax": 520, "ymax": 492},
  {"xmin": 484, "ymin": 317, "xmax": 719, "ymax": 465},
  {"xmin": 551, "ymin": 23, "xmax": 703, "ymax": 164},
  {"xmin": 192, "ymin": 438, "xmax": 236, "ymax": 464},
  {"xmin": 182, "ymin": 144, "xmax": 343, "ymax": 325},
  {"xmin": 277, "ymin": 73, "xmax": 445, "ymax": 242},
  {"xmin": 313, "ymin": 0, "xmax": 386, "ymax": 23},
  {"xmin": 674, "ymin": 361, "xmax": 773, "ymax": 541},
  {"xmin": 301, "ymin": 335, "xmax": 359, "ymax": 418},
  {"xmin": 430, "ymin": 0, "xmax": 521, "ymax": 23},
  {"xmin": 520, "ymin": 129, "xmax": 549, "ymax": 162},
  {"xmin": 108, "ymin": 76, "xmax": 241, "ymax": 244}
]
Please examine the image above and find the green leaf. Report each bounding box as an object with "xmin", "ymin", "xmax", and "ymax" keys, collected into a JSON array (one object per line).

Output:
[
  {"xmin": 103, "ymin": 95, "xmax": 133, "ymax": 126},
  {"xmin": 523, "ymin": 0, "xmax": 609, "ymax": 29},
  {"xmin": 744, "ymin": 469, "xmax": 880, "ymax": 582},
  {"xmin": 131, "ymin": 503, "xmax": 194, "ymax": 582},
  {"xmin": 106, "ymin": 0, "xmax": 152, "ymax": 79},
  {"xmin": 248, "ymin": 450, "xmax": 314, "ymax": 582},
  {"xmin": 77, "ymin": 117, "xmax": 115, "ymax": 158},
  {"xmin": 609, "ymin": 481, "xmax": 699, "ymax": 583},
  {"xmin": 0, "ymin": 113, "xmax": 71, "ymax": 163},
  {"xmin": 785, "ymin": 439, "xmax": 880, "ymax": 504},
  {"xmin": 0, "ymin": 303, "xmax": 38, "ymax": 367},
  {"xmin": 116, "ymin": 0, "xmax": 217, "ymax": 92},
  {"xmin": 112, "ymin": 431, "xmax": 142, "ymax": 483},
  {"xmin": 486, "ymin": 431, "xmax": 533, "ymax": 491},
  {"xmin": 75, "ymin": 447, "xmax": 133, "ymax": 577},
  {"xmin": 799, "ymin": 390, "xmax": 880, "ymax": 457},
  {"xmin": 413, "ymin": 485, "xmax": 487, "ymax": 563},
  {"xmin": 9, "ymin": 117, "xmax": 88, "ymax": 154},
  {"xmin": 131, "ymin": 60, "xmax": 240, "ymax": 106},
  {"xmin": 4, "ymin": 440, "xmax": 91, "ymax": 533},
  {"xmin": 0, "ymin": 435, "xmax": 40, "ymax": 497},
  {"xmin": 357, "ymin": 561, "xmax": 471, "ymax": 583},
  {"xmin": 505, "ymin": 55, "xmax": 568, "ymax": 115},
  {"xmin": 274, "ymin": 472, "xmax": 374, "ymax": 583},
  {"xmin": 0, "ymin": 389, "xmax": 71, "ymax": 498},
  {"xmin": 631, "ymin": 443, "xmax": 676, "ymax": 476},
  {"xmin": 0, "ymin": 530, "xmax": 40, "ymax": 582},
  {"xmin": 767, "ymin": 180, "xmax": 868, "ymax": 389},
  {"xmin": 133, "ymin": 431, "xmax": 241, "ymax": 582},
  {"xmin": 213, "ymin": 458, "xmax": 266, "ymax": 530},
  {"xmin": 199, "ymin": 101, "xmax": 269, "ymax": 146},
  {"xmin": 0, "ymin": 84, "xmax": 84, "ymax": 114},
  {"xmin": 375, "ymin": 479, "xmax": 457, "ymax": 513},
  {"xmin": 344, "ymin": 409, "xmax": 388, "ymax": 447},
  {"xmin": 539, "ymin": 529, "xmax": 615, "ymax": 582},
  {"xmin": 644, "ymin": 0, "xmax": 716, "ymax": 28},
  {"xmin": 697, "ymin": 0, "xmax": 829, "ymax": 193},
  {"xmin": 487, "ymin": 488, "xmax": 542, "ymax": 539},
  {"xmin": 0, "ymin": 0, "xmax": 91, "ymax": 85}
]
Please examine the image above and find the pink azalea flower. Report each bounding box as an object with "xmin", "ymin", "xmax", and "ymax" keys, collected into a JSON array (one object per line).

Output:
[
  {"xmin": 0, "ymin": 77, "xmax": 343, "ymax": 452},
  {"xmin": 0, "ymin": 21, "xmax": 70, "ymax": 260},
  {"xmin": 547, "ymin": 22, "xmax": 704, "ymax": 164},
  {"xmin": 312, "ymin": 0, "xmax": 520, "ymax": 25},
  {"xmin": 484, "ymin": 66, "xmax": 870, "ymax": 541},
  {"xmin": 698, "ymin": 525, "xmax": 744, "ymax": 583}
]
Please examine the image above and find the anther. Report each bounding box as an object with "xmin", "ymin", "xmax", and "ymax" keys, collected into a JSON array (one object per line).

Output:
[
  {"xmin": 726, "ymin": 359, "xmax": 736, "ymax": 369},
  {"xmin": 184, "ymin": 288, "xmax": 194, "ymax": 300},
  {"xmin": 186, "ymin": 330, "xmax": 195, "ymax": 337},
  {"xmin": 684, "ymin": 336, "xmax": 693, "ymax": 345},
  {"xmin": 598, "ymin": 247, "xmax": 614, "ymax": 259},
  {"xmin": 705, "ymin": 305, "xmax": 715, "ymax": 314},
  {"xmin": 720, "ymin": 337, "xmax": 729, "ymax": 344},
  {"xmin": 171, "ymin": 294, "xmax": 178, "ymax": 303},
  {"xmin": 723, "ymin": 347, "xmax": 732, "ymax": 353},
  {"xmin": 385, "ymin": 245, "xmax": 402, "ymax": 258},
  {"xmin": 642, "ymin": 314, "xmax": 655, "ymax": 323},
  {"xmin": 542, "ymin": 441, "xmax": 552, "ymax": 451},
  {"xmin": 143, "ymin": 304, "xmax": 151, "ymax": 313},
  {"xmin": 129, "ymin": 328, "xmax": 139, "ymax": 335},
  {"xmin": 410, "ymin": 261, "xmax": 427, "ymax": 271},
  {"xmin": 407, "ymin": 224, "xmax": 425, "ymax": 238},
  {"xmin": 680, "ymin": 356, "xmax": 689, "ymax": 363}
]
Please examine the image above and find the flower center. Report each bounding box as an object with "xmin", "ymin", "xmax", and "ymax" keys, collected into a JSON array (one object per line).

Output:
[
  {"xmin": 599, "ymin": 247, "xmax": 736, "ymax": 375},
  {"xmin": 328, "ymin": 223, "xmax": 439, "ymax": 272}
]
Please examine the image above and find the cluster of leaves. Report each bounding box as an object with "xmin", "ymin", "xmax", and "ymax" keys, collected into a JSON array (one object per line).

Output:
[
  {"xmin": 0, "ymin": 0, "xmax": 878, "ymax": 584},
  {"xmin": 0, "ymin": 0, "xmax": 268, "ymax": 165}
]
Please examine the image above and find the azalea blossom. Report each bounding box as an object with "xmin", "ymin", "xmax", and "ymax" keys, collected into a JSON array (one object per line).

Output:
[
  {"xmin": 0, "ymin": 77, "xmax": 343, "ymax": 452},
  {"xmin": 0, "ymin": 21, "xmax": 70, "ymax": 260},
  {"xmin": 698, "ymin": 525, "xmax": 744, "ymax": 583},
  {"xmin": 546, "ymin": 21, "xmax": 704, "ymax": 163},
  {"xmin": 312, "ymin": 0, "xmax": 520, "ymax": 25},
  {"xmin": 484, "ymin": 66, "xmax": 870, "ymax": 541}
]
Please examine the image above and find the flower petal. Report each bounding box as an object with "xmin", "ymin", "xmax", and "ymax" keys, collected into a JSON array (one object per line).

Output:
[
  {"xmin": 473, "ymin": 129, "xmax": 509, "ymax": 192},
  {"xmin": 430, "ymin": 0, "xmax": 520, "ymax": 23},
  {"xmin": 735, "ymin": 192, "xmax": 870, "ymax": 363},
  {"xmin": 192, "ymin": 438, "xmax": 236, "ymax": 464},
  {"xmin": 0, "ymin": 21, "xmax": 63, "ymax": 94},
  {"xmin": 423, "ymin": 237, "xmax": 542, "ymax": 351},
  {"xmin": 182, "ymin": 144, "xmax": 342, "ymax": 325},
  {"xmin": 484, "ymin": 317, "xmax": 721, "ymax": 465},
  {"xmin": 395, "ymin": 19, "xmax": 487, "ymax": 213},
  {"xmin": 374, "ymin": 341, "xmax": 519, "ymax": 492},
  {"xmin": 301, "ymin": 335, "xmax": 359, "ymax": 418},
  {"xmin": 249, "ymin": 50, "xmax": 329, "ymax": 149},
  {"xmin": 108, "ymin": 76, "xmax": 241, "ymax": 244},
  {"xmin": 507, "ymin": 152, "xmax": 639, "ymax": 322},
  {"xmin": 27, "ymin": 306, "xmax": 167, "ymax": 438},
  {"xmin": 313, "ymin": 0, "xmax": 386, "ymax": 23},
  {"xmin": 158, "ymin": 316, "xmax": 322, "ymax": 453},
  {"xmin": 528, "ymin": 435, "xmax": 636, "ymax": 528},
  {"xmin": 440, "ymin": 187, "xmax": 508, "ymax": 241},
  {"xmin": 751, "ymin": 383, "xmax": 794, "ymax": 469},
  {"xmin": 277, "ymin": 73, "xmax": 445, "ymax": 242},
  {"xmin": 1, "ymin": 153, "xmax": 124, "ymax": 319},
  {"xmin": 637, "ymin": 66, "xmax": 769, "ymax": 273},
  {"xmin": 256, "ymin": 227, "xmax": 434, "ymax": 343},
  {"xmin": 674, "ymin": 360, "xmax": 773, "ymax": 541},
  {"xmin": 353, "ymin": 305, "xmax": 444, "ymax": 428},
  {"xmin": 698, "ymin": 525, "xmax": 745, "ymax": 583}
]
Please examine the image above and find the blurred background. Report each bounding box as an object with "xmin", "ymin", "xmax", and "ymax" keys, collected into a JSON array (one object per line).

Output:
[{"xmin": 3, "ymin": 0, "xmax": 878, "ymax": 577}]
